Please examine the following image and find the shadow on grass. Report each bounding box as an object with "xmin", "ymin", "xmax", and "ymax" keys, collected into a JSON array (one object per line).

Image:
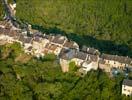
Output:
[{"xmin": 32, "ymin": 24, "xmax": 132, "ymax": 58}]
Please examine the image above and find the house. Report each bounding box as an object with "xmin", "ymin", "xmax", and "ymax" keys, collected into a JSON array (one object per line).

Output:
[
  {"xmin": 81, "ymin": 61, "xmax": 96, "ymax": 72},
  {"xmin": 41, "ymin": 38, "xmax": 50, "ymax": 48},
  {"xmin": 99, "ymin": 58, "xmax": 111, "ymax": 72},
  {"xmin": 0, "ymin": 28, "xmax": 15, "ymax": 43},
  {"xmin": 59, "ymin": 48, "xmax": 99, "ymax": 73},
  {"xmin": 59, "ymin": 48, "xmax": 99, "ymax": 72},
  {"xmin": 63, "ymin": 40, "xmax": 79, "ymax": 50},
  {"xmin": 0, "ymin": 20, "xmax": 13, "ymax": 29},
  {"xmin": 21, "ymin": 29, "xmax": 28, "ymax": 35},
  {"xmin": 43, "ymin": 35, "xmax": 69, "ymax": 56},
  {"xmin": 0, "ymin": 27, "xmax": 20, "ymax": 44},
  {"xmin": 53, "ymin": 46, "xmax": 63, "ymax": 56},
  {"xmin": 9, "ymin": 3, "xmax": 16, "ymax": 15},
  {"xmin": 59, "ymin": 48, "xmax": 76, "ymax": 60},
  {"xmin": 81, "ymin": 45, "xmax": 100, "ymax": 55},
  {"xmin": 0, "ymin": 21, "xmax": 8, "ymax": 28},
  {"xmin": 44, "ymin": 34, "xmax": 54, "ymax": 41},
  {"xmin": 51, "ymin": 35, "xmax": 67, "ymax": 47},
  {"xmin": 0, "ymin": 28, "xmax": 8, "ymax": 44},
  {"xmin": 30, "ymin": 36, "xmax": 42, "ymax": 56},
  {"xmin": 24, "ymin": 37, "xmax": 33, "ymax": 48},
  {"xmin": 18, "ymin": 35, "xmax": 33, "ymax": 50},
  {"xmin": 45, "ymin": 44, "xmax": 57, "ymax": 54},
  {"xmin": 79, "ymin": 54, "xmax": 99, "ymax": 74},
  {"xmin": 18, "ymin": 34, "xmax": 25, "ymax": 44},
  {"xmin": 44, "ymin": 43, "xmax": 62, "ymax": 56},
  {"xmin": 9, "ymin": 3, "xmax": 16, "ymax": 10},
  {"xmin": 122, "ymin": 79, "xmax": 132, "ymax": 96},
  {"xmin": 72, "ymin": 51, "xmax": 88, "ymax": 66},
  {"xmin": 7, "ymin": 30, "xmax": 20, "ymax": 40},
  {"xmin": 59, "ymin": 48, "xmax": 76, "ymax": 72},
  {"xmin": 32, "ymin": 31, "xmax": 44, "ymax": 38},
  {"xmin": 99, "ymin": 54, "xmax": 132, "ymax": 72},
  {"xmin": 32, "ymin": 32, "xmax": 50, "ymax": 47}
]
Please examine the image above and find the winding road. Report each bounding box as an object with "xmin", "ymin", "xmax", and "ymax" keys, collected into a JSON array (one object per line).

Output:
[{"xmin": 2, "ymin": 0, "xmax": 19, "ymax": 28}]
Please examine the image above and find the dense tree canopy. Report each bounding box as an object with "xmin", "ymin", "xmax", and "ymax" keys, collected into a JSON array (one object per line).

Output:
[
  {"xmin": 16, "ymin": 0, "xmax": 132, "ymax": 57},
  {"xmin": 0, "ymin": 43, "xmax": 131, "ymax": 100},
  {"xmin": 0, "ymin": 0, "xmax": 5, "ymax": 20}
]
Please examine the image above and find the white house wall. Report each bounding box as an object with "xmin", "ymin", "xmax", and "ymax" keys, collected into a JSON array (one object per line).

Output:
[
  {"xmin": 60, "ymin": 59, "xmax": 69, "ymax": 72},
  {"xmin": 99, "ymin": 63, "xmax": 111, "ymax": 72},
  {"xmin": 82, "ymin": 62, "xmax": 98, "ymax": 72},
  {"xmin": 122, "ymin": 85, "xmax": 132, "ymax": 96},
  {"xmin": 105, "ymin": 59, "xmax": 126, "ymax": 69}
]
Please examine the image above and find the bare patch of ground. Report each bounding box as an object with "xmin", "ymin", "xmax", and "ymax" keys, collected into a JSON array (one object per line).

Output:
[{"xmin": 15, "ymin": 54, "xmax": 32, "ymax": 63}]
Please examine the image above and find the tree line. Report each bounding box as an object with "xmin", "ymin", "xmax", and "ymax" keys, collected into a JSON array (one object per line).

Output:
[{"xmin": 0, "ymin": 0, "xmax": 5, "ymax": 20}]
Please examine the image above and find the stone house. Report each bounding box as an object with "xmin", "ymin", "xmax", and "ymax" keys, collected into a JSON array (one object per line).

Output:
[
  {"xmin": 0, "ymin": 21, "xmax": 11, "ymax": 29},
  {"xmin": 81, "ymin": 61, "xmax": 96, "ymax": 73},
  {"xmin": 0, "ymin": 28, "xmax": 15, "ymax": 43},
  {"xmin": 81, "ymin": 45, "xmax": 100, "ymax": 55},
  {"xmin": 51, "ymin": 35, "xmax": 67, "ymax": 47},
  {"xmin": 32, "ymin": 36, "xmax": 43, "ymax": 56},
  {"xmin": 23, "ymin": 37, "xmax": 33, "ymax": 50},
  {"xmin": 18, "ymin": 35, "xmax": 33, "ymax": 51},
  {"xmin": 7, "ymin": 30, "xmax": 20, "ymax": 40},
  {"xmin": 44, "ymin": 43, "xmax": 62, "ymax": 56},
  {"xmin": 99, "ymin": 58, "xmax": 111, "ymax": 72},
  {"xmin": 63, "ymin": 40, "xmax": 79, "ymax": 50},
  {"xmin": 122, "ymin": 79, "xmax": 132, "ymax": 96},
  {"xmin": 99, "ymin": 54, "xmax": 132, "ymax": 72},
  {"xmin": 72, "ymin": 51, "xmax": 87, "ymax": 66},
  {"xmin": 59, "ymin": 48, "xmax": 99, "ymax": 73},
  {"xmin": 80, "ymin": 54, "xmax": 99, "ymax": 74},
  {"xmin": 59, "ymin": 48, "xmax": 76, "ymax": 72}
]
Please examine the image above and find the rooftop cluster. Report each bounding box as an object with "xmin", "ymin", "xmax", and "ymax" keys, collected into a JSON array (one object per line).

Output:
[
  {"xmin": 0, "ymin": 20, "xmax": 132, "ymax": 75},
  {"xmin": 0, "ymin": 20, "xmax": 132, "ymax": 97}
]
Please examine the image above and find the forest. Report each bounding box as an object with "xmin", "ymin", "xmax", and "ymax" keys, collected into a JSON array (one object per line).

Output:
[
  {"xmin": 0, "ymin": 43, "xmax": 131, "ymax": 100},
  {"xmin": 0, "ymin": 0, "xmax": 4, "ymax": 20},
  {"xmin": 15, "ymin": 0, "xmax": 132, "ymax": 57}
]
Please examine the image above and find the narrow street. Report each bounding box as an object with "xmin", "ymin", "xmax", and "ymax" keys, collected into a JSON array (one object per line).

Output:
[{"xmin": 2, "ymin": 0, "xmax": 19, "ymax": 28}]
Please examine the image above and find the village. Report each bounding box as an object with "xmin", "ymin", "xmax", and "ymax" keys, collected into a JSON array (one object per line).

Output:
[
  {"xmin": 0, "ymin": 0, "xmax": 132, "ymax": 99},
  {"xmin": 0, "ymin": 19, "xmax": 132, "ymax": 96},
  {"xmin": 0, "ymin": 0, "xmax": 132, "ymax": 97}
]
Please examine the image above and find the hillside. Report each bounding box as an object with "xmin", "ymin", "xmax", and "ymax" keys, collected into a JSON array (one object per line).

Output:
[
  {"xmin": 0, "ymin": 1, "xmax": 132, "ymax": 99},
  {"xmin": 0, "ymin": 43, "xmax": 131, "ymax": 100},
  {"xmin": 16, "ymin": 0, "xmax": 132, "ymax": 57}
]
